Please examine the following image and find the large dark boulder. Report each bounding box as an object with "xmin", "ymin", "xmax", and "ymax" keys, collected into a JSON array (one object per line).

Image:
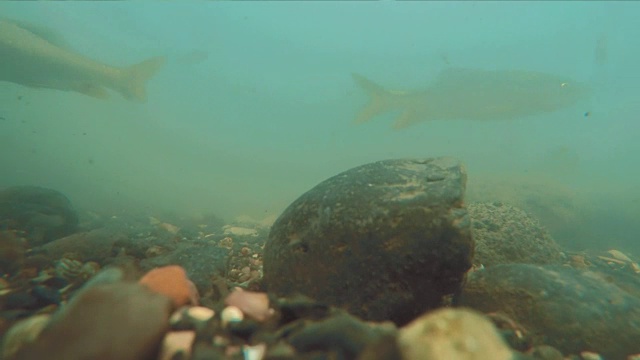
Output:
[
  {"xmin": 263, "ymin": 157, "xmax": 473, "ymax": 325},
  {"xmin": 458, "ymin": 264, "xmax": 640, "ymax": 358},
  {"xmin": 0, "ymin": 186, "xmax": 78, "ymax": 246}
]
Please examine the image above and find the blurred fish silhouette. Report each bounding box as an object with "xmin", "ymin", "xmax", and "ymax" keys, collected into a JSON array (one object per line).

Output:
[
  {"xmin": 352, "ymin": 68, "xmax": 591, "ymax": 129},
  {"xmin": 0, "ymin": 19, "xmax": 165, "ymax": 102}
]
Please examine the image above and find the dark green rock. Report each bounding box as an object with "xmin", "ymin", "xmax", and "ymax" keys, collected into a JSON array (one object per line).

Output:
[
  {"xmin": 458, "ymin": 264, "xmax": 640, "ymax": 358},
  {"xmin": 0, "ymin": 186, "xmax": 78, "ymax": 246},
  {"xmin": 264, "ymin": 157, "xmax": 473, "ymax": 325}
]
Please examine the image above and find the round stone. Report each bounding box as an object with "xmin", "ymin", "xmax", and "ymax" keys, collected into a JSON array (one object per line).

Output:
[{"xmin": 263, "ymin": 157, "xmax": 473, "ymax": 325}]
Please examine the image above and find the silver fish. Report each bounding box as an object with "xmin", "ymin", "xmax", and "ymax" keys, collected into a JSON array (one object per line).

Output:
[
  {"xmin": 352, "ymin": 68, "xmax": 591, "ymax": 129},
  {"xmin": 0, "ymin": 19, "xmax": 165, "ymax": 102}
]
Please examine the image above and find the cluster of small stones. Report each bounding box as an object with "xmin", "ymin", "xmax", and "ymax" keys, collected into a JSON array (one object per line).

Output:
[{"xmin": 221, "ymin": 238, "xmax": 264, "ymax": 289}]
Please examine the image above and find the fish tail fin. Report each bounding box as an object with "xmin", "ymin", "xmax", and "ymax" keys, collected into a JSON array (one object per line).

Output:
[
  {"xmin": 119, "ymin": 56, "xmax": 166, "ymax": 102},
  {"xmin": 351, "ymin": 73, "xmax": 395, "ymax": 124}
]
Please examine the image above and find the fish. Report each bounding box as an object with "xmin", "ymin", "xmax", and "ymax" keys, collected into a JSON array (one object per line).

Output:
[
  {"xmin": 0, "ymin": 19, "xmax": 165, "ymax": 102},
  {"xmin": 352, "ymin": 68, "xmax": 591, "ymax": 129},
  {"xmin": 0, "ymin": 17, "xmax": 73, "ymax": 50}
]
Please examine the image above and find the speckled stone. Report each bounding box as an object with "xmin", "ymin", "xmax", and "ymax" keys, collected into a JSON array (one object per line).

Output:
[
  {"xmin": 397, "ymin": 308, "xmax": 514, "ymax": 360},
  {"xmin": 264, "ymin": 157, "xmax": 473, "ymax": 325},
  {"xmin": 467, "ymin": 202, "xmax": 563, "ymax": 267}
]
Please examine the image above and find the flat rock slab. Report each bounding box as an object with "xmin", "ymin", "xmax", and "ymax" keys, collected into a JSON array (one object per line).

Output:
[
  {"xmin": 458, "ymin": 264, "xmax": 640, "ymax": 358},
  {"xmin": 264, "ymin": 157, "xmax": 473, "ymax": 325}
]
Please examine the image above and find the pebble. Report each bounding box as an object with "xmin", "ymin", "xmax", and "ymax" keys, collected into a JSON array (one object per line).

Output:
[
  {"xmin": 159, "ymin": 331, "xmax": 195, "ymax": 360},
  {"xmin": 397, "ymin": 308, "xmax": 513, "ymax": 360},
  {"xmin": 221, "ymin": 306, "xmax": 244, "ymax": 327},
  {"xmin": 186, "ymin": 306, "xmax": 215, "ymax": 323},
  {"xmin": 139, "ymin": 265, "xmax": 194, "ymax": 308},
  {"xmin": 225, "ymin": 289, "xmax": 273, "ymax": 322},
  {"xmin": 1, "ymin": 314, "xmax": 51, "ymax": 359},
  {"xmin": 31, "ymin": 285, "xmax": 61, "ymax": 306},
  {"xmin": 580, "ymin": 352, "xmax": 603, "ymax": 360},
  {"xmin": 3, "ymin": 291, "xmax": 38, "ymax": 310},
  {"xmin": 8, "ymin": 282, "xmax": 173, "ymax": 360}
]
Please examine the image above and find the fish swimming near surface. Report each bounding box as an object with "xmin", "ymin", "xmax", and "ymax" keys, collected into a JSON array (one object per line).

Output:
[
  {"xmin": 0, "ymin": 19, "xmax": 165, "ymax": 102},
  {"xmin": 352, "ymin": 68, "xmax": 591, "ymax": 129}
]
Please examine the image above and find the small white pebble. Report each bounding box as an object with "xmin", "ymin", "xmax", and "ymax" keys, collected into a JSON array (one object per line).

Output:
[
  {"xmin": 221, "ymin": 306, "xmax": 244, "ymax": 327},
  {"xmin": 159, "ymin": 331, "xmax": 195, "ymax": 360},
  {"xmin": 243, "ymin": 343, "xmax": 266, "ymax": 360},
  {"xmin": 187, "ymin": 306, "xmax": 215, "ymax": 322},
  {"xmin": 580, "ymin": 351, "xmax": 603, "ymax": 360},
  {"xmin": 213, "ymin": 335, "xmax": 229, "ymax": 347},
  {"xmin": 169, "ymin": 310, "xmax": 184, "ymax": 325}
]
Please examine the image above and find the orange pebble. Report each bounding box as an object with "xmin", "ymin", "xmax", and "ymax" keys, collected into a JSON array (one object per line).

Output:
[{"xmin": 139, "ymin": 265, "xmax": 193, "ymax": 308}]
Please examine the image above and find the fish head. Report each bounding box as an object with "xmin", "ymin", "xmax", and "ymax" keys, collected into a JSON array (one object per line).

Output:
[
  {"xmin": 557, "ymin": 79, "xmax": 591, "ymax": 101},
  {"xmin": 529, "ymin": 74, "xmax": 592, "ymax": 111}
]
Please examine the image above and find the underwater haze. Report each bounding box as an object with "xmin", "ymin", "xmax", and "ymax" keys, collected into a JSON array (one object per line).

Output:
[{"xmin": 1, "ymin": 1, "xmax": 639, "ymax": 251}]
